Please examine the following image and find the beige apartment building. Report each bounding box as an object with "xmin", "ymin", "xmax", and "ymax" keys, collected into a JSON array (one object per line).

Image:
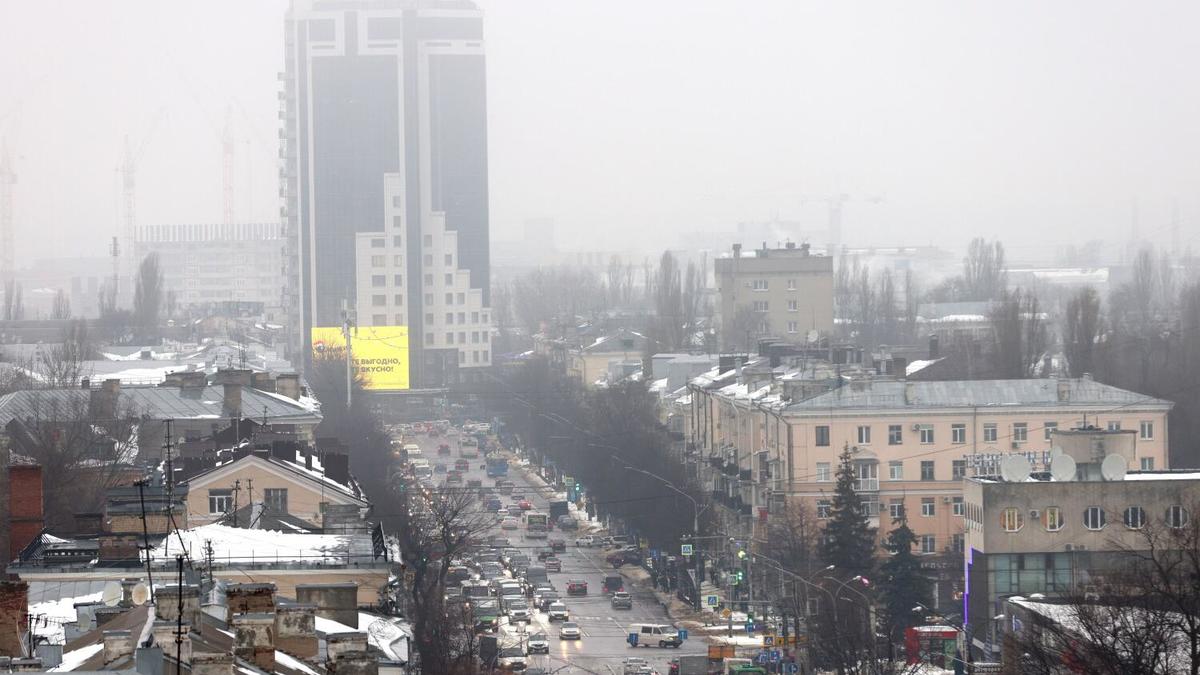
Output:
[
  {"xmin": 686, "ymin": 376, "xmax": 1172, "ymax": 561},
  {"xmin": 714, "ymin": 242, "xmax": 833, "ymax": 350}
]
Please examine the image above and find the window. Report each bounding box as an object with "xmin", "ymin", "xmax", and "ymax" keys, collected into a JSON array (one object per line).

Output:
[
  {"xmin": 371, "ymin": 294, "xmax": 386, "ymax": 307},
  {"xmin": 1084, "ymin": 506, "xmax": 1106, "ymax": 531},
  {"xmin": 952, "ymin": 534, "xmax": 965, "ymax": 553},
  {"xmin": 1140, "ymin": 421, "xmax": 1154, "ymax": 440},
  {"xmin": 473, "ymin": 351, "xmax": 480, "ymax": 363},
  {"xmin": 445, "ymin": 312, "xmax": 454, "ymax": 324},
  {"xmin": 857, "ymin": 425, "xmax": 871, "ymax": 445},
  {"xmin": 393, "ymin": 274, "xmax": 403, "ymax": 286},
  {"xmin": 952, "ymin": 496, "xmax": 964, "ymax": 516},
  {"xmin": 458, "ymin": 331, "xmax": 466, "ymax": 344},
  {"xmin": 445, "ymin": 293, "xmax": 454, "ymax": 304},
  {"xmin": 888, "ymin": 425, "xmax": 903, "ymax": 445},
  {"xmin": 815, "ymin": 426, "xmax": 830, "ymax": 447},
  {"xmin": 787, "ymin": 300, "xmax": 798, "ymax": 312},
  {"xmin": 817, "ymin": 500, "xmax": 831, "ymax": 519},
  {"xmin": 472, "ymin": 311, "xmax": 480, "ymax": 323},
  {"xmin": 482, "ymin": 350, "xmax": 489, "ymax": 362},
  {"xmin": 983, "ymin": 423, "xmax": 997, "ymax": 443},
  {"xmin": 423, "ymin": 273, "xmax": 434, "ymax": 286},
  {"xmin": 423, "ymin": 254, "xmax": 433, "ymax": 266},
  {"xmin": 394, "ymin": 254, "xmax": 404, "ymax": 266},
  {"xmin": 424, "ymin": 293, "xmax": 433, "ymax": 306},
  {"xmin": 423, "ymin": 234, "xmax": 433, "ymax": 247},
  {"xmin": 1166, "ymin": 505, "xmax": 1190, "ymax": 529},
  {"xmin": 888, "ymin": 460, "xmax": 903, "ymax": 480},
  {"xmin": 425, "ymin": 313, "xmax": 435, "ymax": 326},
  {"xmin": 787, "ymin": 321, "xmax": 798, "ymax": 333},
  {"xmin": 952, "ymin": 460, "xmax": 967, "ymax": 480},
  {"xmin": 208, "ymin": 489, "xmax": 232, "ymax": 514},
  {"xmin": 952, "ymin": 424, "xmax": 966, "ymax": 444},
  {"xmin": 921, "ymin": 498, "xmax": 935, "ymax": 517},
  {"xmin": 787, "ymin": 279, "xmax": 796, "ymax": 290},
  {"xmin": 1123, "ymin": 506, "xmax": 1145, "ymax": 529},
  {"xmin": 753, "ymin": 301, "xmax": 769, "ymax": 312},
  {"xmin": 752, "ymin": 279, "xmax": 768, "ymax": 291},
  {"xmin": 920, "ymin": 461, "xmax": 935, "ymax": 481},
  {"xmin": 392, "ymin": 196, "xmax": 403, "ymax": 207},
  {"xmin": 1043, "ymin": 507, "xmax": 1063, "ymax": 532},
  {"xmin": 457, "ymin": 292, "xmax": 465, "ymax": 304},
  {"xmin": 371, "ymin": 275, "xmax": 386, "ymax": 287},
  {"xmin": 889, "ymin": 500, "xmax": 904, "ymax": 519},
  {"xmin": 425, "ymin": 332, "xmax": 434, "ymax": 344},
  {"xmin": 1044, "ymin": 421, "xmax": 1058, "ymax": 440},
  {"xmin": 370, "ymin": 238, "xmax": 385, "ymax": 248},
  {"xmin": 855, "ymin": 461, "xmax": 878, "ymax": 491},
  {"xmin": 815, "ymin": 463, "xmax": 831, "ymax": 482},
  {"xmin": 471, "ymin": 331, "xmax": 480, "ymax": 344},
  {"xmin": 445, "ymin": 273, "xmax": 454, "ymax": 285},
  {"xmin": 1140, "ymin": 457, "xmax": 1155, "ymax": 471},
  {"xmin": 394, "ymin": 294, "xmax": 404, "ymax": 305},
  {"xmin": 445, "ymin": 254, "xmax": 453, "ymax": 266},
  {"xmin": 393, "ymin": 235, "xmax": 402, "ymax": 247},
  {"xmin": 1107, "ymin": 421, "xmax": 1122, "ymax": 432},
  {"xmin": 264, "ymin": 488, "xmax": 288, "ymax": 512},
  {"xmin": 1013, "ymin": 423, "xmax": 1028, "ymax": 443},
  {"xmin": 443, "ymin": 332, "xmax": 453, "ymax": 345},
  {"xmin": 371, "ymin": 314, "xmax": 386, "ymax": 325},
  {"xmin": 920, "ymin": 535, "xmax": 936, "ymax": 554},
  {"xmin": 1001, "ymin": 507, "xmax": 1023, "ymax": 532},
  {"xmin": 370, "ymin": 255, "xmax": 386, "ymax": 267},
  {"xmin": 919, "ymin": 425, "xmax": 935, "ymax": 444}
]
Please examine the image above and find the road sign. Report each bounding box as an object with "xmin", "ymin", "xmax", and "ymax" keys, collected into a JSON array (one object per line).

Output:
[
  {"xmin": 678, "ymin": 629, "xmax": 688, "ymax": 641},
  {"xmin": 785, "ymin": 663, "xmax": 799, "ymax": 673},
  {"xmin": 721, "ymin": 608, "xmax": 732, "ymax": 618},
  {"xmin": 769, "ymin": 649, "xmax": 781, "ymax": 662},
  {"xmin": 763, "ymin": 636, "xmax": 775, "ymax": 647},
  {"xmin": 564, "ymin": 476, "xmax": 575, "ymax": 486},
  {"xmin": 681, "ymin": 543, "xmax": 694, "ymax": 556},
  {"xmin": 745, "ymin": 622, "xmax": 755, "ymax": 634},
  {"xmin": 706, "ymin": 595, "xmax": 719, "ymax": 607},
  {"xmin": 755, "ymin": 653, "xmax": 769, "ymax": 665}
]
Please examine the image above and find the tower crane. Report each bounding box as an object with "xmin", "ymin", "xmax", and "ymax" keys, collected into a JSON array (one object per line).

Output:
[{"xmin": 118, "ymin": 108, "xmax": 166, "ymax": 287}]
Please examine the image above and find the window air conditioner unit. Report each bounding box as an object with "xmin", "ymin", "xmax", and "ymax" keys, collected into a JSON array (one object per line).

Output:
[
  {"xmin": 942, "ymin": 496, "xmax": 952, "ymax": 504},
  {"xmin": 911, "ymin": 424, "xmax": 921, "ymax": 431},
  {"xmin": 1029, "ymin": 509, "xmax": 1040, "ymax": 519},
  {"xmin": 1011, "ymin": 441, "xmax": 1021, "ymax": 449}
]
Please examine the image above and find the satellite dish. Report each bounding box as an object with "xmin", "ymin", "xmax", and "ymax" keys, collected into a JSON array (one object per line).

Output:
[
  {"xmin": 131, "ymin": 583, "xmax": 150, "ymax": 606},
  {"xmin": 367, "ymin": 619, "xmax": 402, "ymax": 644},
  {"xmin": 1101, "ymin": 455, "xmax": 1128, "ymax": 481},
  {"xmin": 1049, "ymin": 454, "xmax": 1076, "ymax": 482},
  {"xmin": 1000, "ymin": 455, "xmax": 1031, "ymax": 482},
  {"xmin": 101, "ymin": 582, "xmax": 122, "ymax": 607}
]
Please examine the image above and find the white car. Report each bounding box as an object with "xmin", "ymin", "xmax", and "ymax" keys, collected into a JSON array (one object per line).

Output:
[
  {"xmin": 527, "ymin": 632, "xmax": 550, "ymax": 654},
  {"xmin": 622, "ymin": 658, "xmax": 649, "ymax": 675},
  {"xmin": 575, "ymin": 535, "xmax": 597, "ymax": 547},
  {"xmin": 496, "ymin": 645, "xmax": 526, "ymax": 671},
  {"xmin": 500, "ymin": 518, "xmax": 519, "ymax": 530},
  {"xmin": 558, "ymin": 622, "xmax": 582, "ymax": 640}
]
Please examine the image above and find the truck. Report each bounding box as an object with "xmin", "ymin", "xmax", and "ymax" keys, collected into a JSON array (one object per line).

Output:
[
  {"xmin": 486, "ymin": 456, "xmax": 508, "ymax": 478},
  {"xmin": 674, "ymin": 655, "xmax": 710, "ymax": 675},
  {"xmin": 548, "ymin": 500, "xmax": 569, "ymax": 522}
]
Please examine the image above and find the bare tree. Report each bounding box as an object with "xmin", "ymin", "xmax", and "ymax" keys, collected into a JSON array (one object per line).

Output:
[
  {"xmin": 133, "ymin": 252, "xmax": 164, "ymax": 336},
  {"xmin": 2, "ymin": 280, "xmax": 23, "ymax": 321},
  {"xmin": 1063, "ymin": 287, "xmax": 1102, "ymax": 377},
  {"xmin": 962, "ymin": 238, "xmax": 1007, "ymax": 301},
  {"xmin": 989, "ymin": 288, "xmax": 1046, "ymax": 378},
  {"xmin": 50, "ymin": 289, "xmax": 71, "ymax": 320}
]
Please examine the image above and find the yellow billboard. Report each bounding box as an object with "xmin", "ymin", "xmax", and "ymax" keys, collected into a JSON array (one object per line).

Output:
[{"xmin": 311, "ymin": 325, "xmax": 410, "ymax": 391}]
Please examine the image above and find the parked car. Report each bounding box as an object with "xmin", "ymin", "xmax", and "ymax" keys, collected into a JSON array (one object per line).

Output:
[
  {"xmin": 558, "ymin": 622, "xmax": 582, "ymax": 640},
  {"xmin": 575, "ymin": 535, "xmax": 597, "ymax": 547},
  {"xmin": 607, "ymin": 549, "xmax": 643, "ymax": 568},
  {"xmin": 610, "ymin": 591, "xmax": 633, "ymax": 609},
  {"xmin": 548, "ymin": 602, "xmax": 569, "ymax": 622}
]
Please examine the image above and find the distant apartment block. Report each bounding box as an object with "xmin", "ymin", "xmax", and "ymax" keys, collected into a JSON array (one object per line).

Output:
[
  {"xmin": 715, "ymin": 242, "xmax": 833, "ymax": 350},
  {"xmin": 134, "ymin": 223, "xmax": 284, "ymax": 313}
]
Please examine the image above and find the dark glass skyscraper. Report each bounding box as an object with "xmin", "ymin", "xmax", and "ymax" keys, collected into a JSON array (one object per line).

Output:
[{"xmin": 281, "ymin": 0, "xmax": 491, "ymax": 387}]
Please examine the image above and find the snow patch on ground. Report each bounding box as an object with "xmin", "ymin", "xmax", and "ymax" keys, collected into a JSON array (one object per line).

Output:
[{"xmin": 49, "ymin": 643, "xmax": 103, "ymax": 671}]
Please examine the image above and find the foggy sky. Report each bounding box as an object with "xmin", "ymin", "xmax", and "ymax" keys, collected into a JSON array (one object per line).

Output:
[{"xmin": 2, "ymin": 1, "xmax": 1198, "ymax": 266}]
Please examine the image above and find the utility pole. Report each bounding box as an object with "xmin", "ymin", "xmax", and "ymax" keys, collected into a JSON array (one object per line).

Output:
[
  {"xmin": 135, "ymin": 479, "xmax": 155, "ymax": 601},
  {"xmin": 231, "ymin": 479, "xmax": 241, "ymax": 527},
  {"xmin": 174, "ymin": 555, "xmax": 184, "ymax": 675},
  {"xmin": 341, "ymin": 299, "xmax": 355, "ymax": 409},
  {"xmin": 163, "ymin": 419, "xmax": 174, "ymax": 498}
]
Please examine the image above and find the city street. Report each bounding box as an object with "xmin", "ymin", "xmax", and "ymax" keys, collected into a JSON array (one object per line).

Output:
[{"xmin": 406, "ymin": 429, "xmax": 709, "ymax": 674}]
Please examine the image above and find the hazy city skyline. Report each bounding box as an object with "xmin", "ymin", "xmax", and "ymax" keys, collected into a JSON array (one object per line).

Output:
[{"xmin": 2, "ymin": 0, "xmax": 1198, "ymax": 266}]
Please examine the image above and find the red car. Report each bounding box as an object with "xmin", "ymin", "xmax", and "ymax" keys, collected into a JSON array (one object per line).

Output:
[
  {"xmin": 566, "ymin": 579, "xmax": 588, "ymax": 596},
  {"xmin": 454, "ymin": 459, "xmax": 470, "ymax": 471},
  {"xmin": 518, "ymin": 500, "xmax": 532, "ymax": 510},
  {"xmin": 437, "ymin": 443, "xmax": 451, "ymax": 456}
]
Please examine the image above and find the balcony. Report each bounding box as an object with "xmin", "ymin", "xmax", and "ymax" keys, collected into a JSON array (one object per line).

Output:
[
  {"xmin": 721, "ymin": 461, "xmax": 739, "ymax": 477},
  {"xmin": 739, "ymin": 469, "xmax": 752, "ymax": 482}
]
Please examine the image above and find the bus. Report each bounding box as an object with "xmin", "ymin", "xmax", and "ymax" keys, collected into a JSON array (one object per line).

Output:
[
  {"xmin": 460, "ymin": 436, "xmax": 480, "ymax": 459},
  {"xmin": 525, "ymin": 513, "xmax": 549, "ymax": 538},
  {"xmin": 486, "ymin": 456, "xmax": 508, "ymax": 478}
]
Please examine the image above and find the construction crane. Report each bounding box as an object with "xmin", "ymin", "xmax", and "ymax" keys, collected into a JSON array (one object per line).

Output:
[
  {"xmin": 0, "ymin": 142, "xmax": 14, "ymax": 280},
  {"xmin": 800, "ymin": 193, "xmax": 884, "ymax": 255},
  {"xmin": 118, "ymin": 108, "xmax": 166, "ymax": 285}
]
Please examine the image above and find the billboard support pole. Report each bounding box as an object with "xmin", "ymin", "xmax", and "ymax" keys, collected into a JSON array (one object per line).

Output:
[{"xmin": 341, "ymin": 299, "xmax": 356, "ymax": 409}]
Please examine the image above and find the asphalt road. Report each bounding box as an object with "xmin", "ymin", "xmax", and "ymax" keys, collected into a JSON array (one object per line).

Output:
[{"xmin": 410, "ymin": 429, "xmax": 708, "ymax": 674}]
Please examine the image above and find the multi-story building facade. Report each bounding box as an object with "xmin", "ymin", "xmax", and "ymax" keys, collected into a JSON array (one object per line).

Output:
[
  {"xmin": 683, "ymin": 375, "xmax": 1172, "ymax": 585},
  {"xmin": 714, "ymin": 242, "xmax": 834, "ymax": 350},
  {"xmin": 962, "ymin": 429, "xmax": 1199, "ymax": 657},
  {"xmin": 133, "ymin": 223, "xmax": 285, "ymax": 315},
  {"xmin": 281, "ymin": 0, "xmax": 492, "ymax": 386}
]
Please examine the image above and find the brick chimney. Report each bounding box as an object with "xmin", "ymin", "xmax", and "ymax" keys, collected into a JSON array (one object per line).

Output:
[
  {"xmin": 89, "ymin": 379, "xmax": 121, "ymax": 418},
  {"xmin": 320, "ymin": 453, "xmax": 350, "ymax": 488},
  {"xmin": 8, "ymin": 464, "xmax": 43, "ymax": 561},
  {"xmin": 326, "ymin": 633, "xmax": 368, "ymax": 661},
  {"xmin": 327, "ymin": 650, "xmax": 379, "ymax": 675},
  {"xmin": 0, "ymin": 582, "xmax": 28, "ymax": 657},
  {"xmin": 191, "ymin": 652, "xmax": 234, "ymax": 675},
  {"xmin": 251, "ymin": 372, "xmax": 276, "ymax": 393},
  {"xmin": 213, "ymin": 369, "xmax": 252, "ymax": 418},
  {"xmin": 224, "ymin": 583, "xmax": 276, "ymax": 622},
  {"xmin": 102, "ymin": 629, "xmax": 133, "ymax": 665},
  {"xmin": 275, "ymin": 373, "xmax": 301, "ymax": 401},
  {"xmin": 275, "ymin": 605, "xmax": 317, "ymax": 659},
  {"xmin": 156, "ymin": 585, "xmax": 201, "ymax": 627},
  {"xmin": 151, "ymin": 621, "xmax": 191, "ymax": 666},
  {"xmin": 232, "ymin": 613, "xmax": 276, "ymax": 671}
]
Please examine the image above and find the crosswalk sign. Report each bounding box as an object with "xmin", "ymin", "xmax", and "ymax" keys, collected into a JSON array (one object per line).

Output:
[{"xmin": 681, "ymin": 544, "xmax": 694, "ymax": 556}]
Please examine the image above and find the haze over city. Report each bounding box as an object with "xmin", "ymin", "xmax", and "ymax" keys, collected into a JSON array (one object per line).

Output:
[{"xmin": 2, "ymin": 0, "xmax": 1198, "ymax": 264}]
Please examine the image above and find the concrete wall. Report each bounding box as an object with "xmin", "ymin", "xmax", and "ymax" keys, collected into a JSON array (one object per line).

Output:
[
  {"xmin": 716, "ymin": 246, "xmax": 834, "ymax": 349},
  {"xmin": 296, "ymin": 583, "xmax": 358, "ymax": 628}
]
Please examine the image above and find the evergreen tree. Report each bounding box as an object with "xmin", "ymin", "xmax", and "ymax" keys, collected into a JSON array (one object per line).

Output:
[
  {"xmin": 879, "ymin": 506, "xmax": 932, "ymax": 645},
  {"xmin": 821, "ymin": 443, "xmax": 877, "ymax": 577}
]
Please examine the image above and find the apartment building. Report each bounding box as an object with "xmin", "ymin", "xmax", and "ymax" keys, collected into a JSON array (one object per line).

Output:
[
  {"xmin": 685, "ymin": 375, "xmax": 1172, "ymax": 565},
  {"xmin": 714, "ymin": 242, "xmax": 834, "ymax": 350}
]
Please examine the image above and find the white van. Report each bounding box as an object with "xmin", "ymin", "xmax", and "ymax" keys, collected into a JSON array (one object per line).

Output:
[
  {"xmin": 403, "ymin": 443, "xmax": 422, "ymax": 459},
  {"xmin": 629, "ymin": 623, "xmax": 682, "ymax": 648}
]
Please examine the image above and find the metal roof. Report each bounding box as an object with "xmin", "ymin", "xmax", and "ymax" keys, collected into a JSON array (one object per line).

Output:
[
  {"xmin": 0, "ymin": 385, "xmax": 321, "ymax": 427},
  {"xmin": 782, "ymin": 378, "xmax": 1172, "ymax": 413}
]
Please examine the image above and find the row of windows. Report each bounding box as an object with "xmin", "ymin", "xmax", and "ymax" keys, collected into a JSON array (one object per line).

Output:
[
  {"xmin": 419, "ymin": 338, "xmax": 491, "ymax": 363},
  {"xmin": 818, "ymin": 420, "xmax": 1155, "ymax": 447},
  {"xmin": 815, "ymin": 458, "xmax": 967, "ymax": 482},
  {"xmin": 442, "ymin": 331, "xmax": 490, "ymax": 345},
  {"xmin": 750, "ymin": 300, "xmax": 805, "ymax": 312},
  {"xmin": 370, "ymin": 249, "xmax": 455, "ymax": 268},
  {"xmin": 999, "ymin": 505, "xmax": 1190, "ymax": 533},
  {"xmin": 750, "ymin": 279, "xmax": 802, "ymax": 291},
  {"xmin": 209, "ymin": 488, "xmax": 288, "ymax": 514}
]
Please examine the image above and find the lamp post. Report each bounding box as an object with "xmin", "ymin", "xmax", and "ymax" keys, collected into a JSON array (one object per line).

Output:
[{"xmin": 620, "ymin": 464, "xmax": 709, "ymax": 611}]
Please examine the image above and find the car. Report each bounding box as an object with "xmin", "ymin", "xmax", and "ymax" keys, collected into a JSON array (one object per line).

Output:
[
  {"xmin": 629, "ymin": 623, "xmax": 682, "ymax": 648},
  {"xmin": 496, "ymin": 645, "xmax": 527, "ymax": 671},
  {"xmin": 500, "ymin": 518, "xmax": 519, "ymax": 530},
  {"xmin": 455, "ymin": 458, "xmax": 470, "ymax": 471},
  {"xmin": 496, "ymin": 480, "xmax": 514, "ymax": 495},
  {"xmin": 611, "ymin": 591, "xmax": 633, "ymax": 609},
  {"xmin": 467, "ymin": 478, "xmax": 483, "ymax": 489},
  {"xmin": 507, "ymin": 600, "xmax": 531, "ymax": 622},
  {"xmin": 544, "ymin": 557, "xmax": 561, "ymax": 573},
  {"xmin": 434, "ymin": 463, "xmax": 447, "ymax": 474},
  {"xmin": 556, "ymin": 515, "xmax": 579, "ymax": 530},
  {"xmin": 536, "ymin": 591, "xmax": 560, "ymax": 610},
  {"xmin": 549, "ymin": 539, "xmax": 567, "ymax": 553},
  {"xmin": 518, "ymin": 500, "xmax": 532, "ymax": 511},
  {"xmin": 485, "ymin": 498, "xmax": 503, "ymax": 512},
  {"xmin": 566, "ymin": 579, "xmax": 588, "ymax": 596},
  {"xmin": 527, "ymin": 632, "xmax": 550, "ymax": 655},
  {"xmin": 622, "ymin": 658, "xmax": 650, "ymax": 675},
  {"xmin": 511, "ymin": 492, "xmax": 525, "ymax": 501},
  {"xmin": 548, "ymin": 602, "xmax": 569, "ymax": 622},
  {"xmin": 536, "ymin": 547, "xmax": 554, "ymax": 561},
  {"xmin": 558, "ymin": 622, "xmax": 582, "ymax": 640},
  {"xmin": 446, "ymin": 471, "xmax": 463, "ymax": 484},
  {"xmin": 575, "ymin": 535, "xmax": 597, "ymax": 547},
  {"xmin": 607, "ymin": 549, "xmax": 643, "ymax": 568},
  {"xmin": 437, "ymin": 444, "xmax": 451, "ymax": 456}
]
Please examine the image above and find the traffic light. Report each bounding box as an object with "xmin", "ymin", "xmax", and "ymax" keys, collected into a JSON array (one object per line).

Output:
[{"xmin": 733, "ymin": 569, "xmax": 745, "ymax": 585}]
